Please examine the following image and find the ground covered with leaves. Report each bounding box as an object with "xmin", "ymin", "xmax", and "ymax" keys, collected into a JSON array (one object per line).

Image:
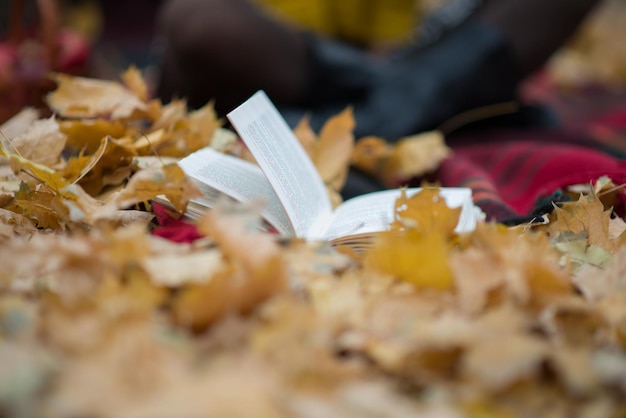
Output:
[{"xmin": 1, "ymin": 68, "xmax": 626, "ymax": 418}]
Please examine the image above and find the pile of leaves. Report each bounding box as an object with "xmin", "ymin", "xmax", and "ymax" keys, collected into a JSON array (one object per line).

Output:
[
  {"xmin": 548, "ymin": 0, "xmax": 626, "ymax": 89},
  {"xmin": 1, "ymin": 69, "xmax": 626, "ymax": 418}
]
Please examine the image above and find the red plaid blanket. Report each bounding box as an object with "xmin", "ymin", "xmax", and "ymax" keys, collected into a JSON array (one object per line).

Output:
[{"xmin": 437, "ymin": 93, "xmax": 626, "ymax": 223}]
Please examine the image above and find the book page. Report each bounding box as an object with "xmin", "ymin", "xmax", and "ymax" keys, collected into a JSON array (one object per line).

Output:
[
  {"xmin": 318, "ymin": 187, "xmax": 478, "ymax": 241},
  {"xmin": 178, "ymin": 147, "xmax": 293, "ymax": 236},
  {"xmin": 227, "ymin": 91, "xmax": 332, "ymax": 238}
]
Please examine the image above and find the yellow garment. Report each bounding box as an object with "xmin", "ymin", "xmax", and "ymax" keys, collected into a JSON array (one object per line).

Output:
[{"xmin": 255, "ymin": 0, "xmax": 421, "ymax": 46}]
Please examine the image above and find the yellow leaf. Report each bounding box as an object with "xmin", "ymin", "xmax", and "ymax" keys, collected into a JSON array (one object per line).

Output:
[
  {"xmin": 59, "ymin": 119, "xmax": 126, "ymax": 153},
  {"xmin": 392, "ymin": 187, "xmax": 461, "ymax": 237},
  {"xmin": 365, "ymin": 229, "xmax": 453, "ymax": 290},
  {"xmin": 0, "ymin": 145, "xmax": 73, "ymax": 198}
]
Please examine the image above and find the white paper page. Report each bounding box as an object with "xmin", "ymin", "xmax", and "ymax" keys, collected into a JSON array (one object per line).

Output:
[
  {"xmin": 178, "ymin": 147, "xmax": 293, "ymax": 236},
  {"xmin": 227, "ymin": 91, "xmax": 333, "ymax": 238},
  {"xmin": 318, "ymin": 187, "xmax": 479, "ymax": 241}
]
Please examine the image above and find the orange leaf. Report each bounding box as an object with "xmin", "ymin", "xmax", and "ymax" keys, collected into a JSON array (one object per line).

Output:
[
  {"xmin": 312, "ymin": 107, "xmax": 355, "ymax": 190},
  {"xmin": 393, "ymin": 188, "xmax": 461, "ymax": 237}
]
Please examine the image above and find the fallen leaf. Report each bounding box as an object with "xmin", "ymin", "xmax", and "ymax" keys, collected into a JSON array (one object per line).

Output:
[
  {"xmin": 0, "ymin": 107, "xmax": 40, "ymax": 139},
  {"xmin": 46, "ymin": 73, "xmax": 147, "ymax": 120},
  {"xmin": 121, "ymin": 65, "xmax": 149, "ymax": 102},
  {"xmin": 292, "ymin": 115, "xmax": 316, "ymax": 159},
  {"xmin": 312, "ymin": 107, "xmax": 355, "ymax": 192},
  {"xmin": 365, "ymin": 229, "xmax": 453, "ymax": 290},
  {"xmin": 574, "ymin": 246, "xmax": 626, "ymax": 301},
  {"xmin": 59, "ymin": 119, "xmax": 126, "ymax": 154},
  {"xmin": 392, "ymin": 187, "xmax": 461, "ymax": 237},
  {"xmin": 352, "ymin": 131, "xmax": 450, "ymax": 187},
  {"xmin": 110, "ymin": 164, "xmax": 202, "ymax": 212},
  {"xmin": 172, "ymin": 199, "xmax": 286, "ymax": 329}
]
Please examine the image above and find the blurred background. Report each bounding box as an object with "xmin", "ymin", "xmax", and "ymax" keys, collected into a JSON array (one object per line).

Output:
[{"xmin": 0, "ymin": 0, "xmax": 625, "ymax": 126}]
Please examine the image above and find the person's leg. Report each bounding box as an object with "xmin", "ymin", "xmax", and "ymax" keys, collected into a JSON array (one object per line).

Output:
[
  {"xmin": 476, "ymin": 0, "xmax": 599, "ymax": 78},
  {"xmin": 156, "ymin": 0, "xmax": 309, "ymax": 113},
  {"xmin": 286, "ymin": 0, "xmax": 600, "ymax": 141}
]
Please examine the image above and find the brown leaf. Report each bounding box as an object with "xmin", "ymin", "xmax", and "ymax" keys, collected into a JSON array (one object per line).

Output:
[
  {"xmin": 6, "ymin": 116, "xmax": 66, "ymax": 167},
  {"xmin": 46, "ymin": 73, "xmax": 147, "ymax": 120},
  {"xmin": 312, "ymin": 107, "xmax": 355, "ymax": 191},
  {"xmin": 352, "ymin": 131, "xmax": 450, "ymax": 187},
  {"xmin": 292, "ymin": 115, "xmax": 317, "ymax": 159},
  {"xmin": 0, "ymin": 107, "xmax": 40, "ymax": 139},
  {"xmin": 110, "ymin": 164, "xmax": 202, "ymax": 212},
  {"xmin": 0, "ymin": 207, "xmax": 37, "ymax": 239},
  {"xmin": 574, "ymin": 246, "xmax": 626, "ymax": 301},
  {"xmin": 380, "ymin": 131, "xmax": 450, "ymax": 186},
  {"xmin": 172, "ymin": 199, "xmax": 286, "ymax": 330},
  {"xmin": 121, "ymin": 65, "xmax": 149, "ymax": 102},
  {"xmin": 0, "ymin": 146, "xmax": 74, "ymax": 198},
  {"xmin": 76, "ymin": 137, "xmax": 137, "ymax": 195},
  {"xmin": 549, "ymin": 192, "xmax": 617, "ymax": 253},
  {"xmin": 452, "ymin": 224, "xmax": 572, "ymax": 311}
]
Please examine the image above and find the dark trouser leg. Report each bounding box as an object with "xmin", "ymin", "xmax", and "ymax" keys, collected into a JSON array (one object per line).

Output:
[{"xmin": 156, "ymin": 0, "xmax": 309, "ymax": 113}]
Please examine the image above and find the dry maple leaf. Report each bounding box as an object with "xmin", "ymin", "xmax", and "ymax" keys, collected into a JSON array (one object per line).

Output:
[
  {"xmin": 312, "ymin": 107, "xmax": 355, "ymax": 191},
  {"xmin": 364, "ymin": 188, "xmax": 462, "ymax": 290},
  {"xmin": 0, "ymin": 107, "xmax": 40, "ymax": 139},
  {"xmin": 365, "ymin": 229, "xmax": 453, "ymax": 290},
  {"xmin": 143, "ymin": 102, "xmax": 222, "ymax": 158},
  {"xmin": 59, "ymin": 119, "xmax": 127, "ymax": 154},
  {"xmin": 548, "ymin": 191, "xmax": 624, "ymax": 255},
  {"xmin": 110, "ymin": 164, "xmax": 202, "ymax": 213},
  {"xmin": 121, "ymin": 65, "xmax": 149, "ymax": 102},
  {"xmin": 2, "ymin": 115, "xmax": 66, "ymax": 167},
  {"xmin": 392, "ymin": 187, "xmax": 461, "ymax": 237},
  {"xmin": 0, "ymin": 207, "xmax": 37, "ymax": 239},
  {"xmin": 74, "ymin": 137, "xmax": 138, "ymax": 196},
  {"xmin": 292, "ymin": 115, "xmax": 317, "ymax": 158},
  {"xmin": 292, "ymin": 108, "xmax": 355, "ymax": 207},
  {"xmin": 171, "ymin": 199, "xmax": 286, "ymax": 330},
  {"xmin": 574, "ymin": 246, "xmax": 626, "ymax": 301},
  {"xmin": 0, "ymin": 145, "xmax": 74, "ymax": 198},
  {"xmin": 451, "ymin": 224, "xmax": 572, "ymax": 312},
  {"xmin": 46, "ymin": 73, "xmax": 148, "ymax": 120},
  {"xmin": 352, "ymin": 131, "xmax": 450, "ymax": 187}
]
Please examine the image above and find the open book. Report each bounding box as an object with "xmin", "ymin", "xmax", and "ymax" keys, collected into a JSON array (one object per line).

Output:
[{"xmin": 175, "ymin": 91, "xmax": 482, "ymax": 248}]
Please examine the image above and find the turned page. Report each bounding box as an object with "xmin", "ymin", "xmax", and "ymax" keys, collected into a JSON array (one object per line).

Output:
[
  {"xmin": 178, "ymin": 147, "xmax": 293, "ymax": 236},
  {"xmin": 313, "ymin": 187, "xmax": 478, "ymax": 241},
  {"xmin": 227, "ymin": 91, "xmax": 333, "ymax": 238}
]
